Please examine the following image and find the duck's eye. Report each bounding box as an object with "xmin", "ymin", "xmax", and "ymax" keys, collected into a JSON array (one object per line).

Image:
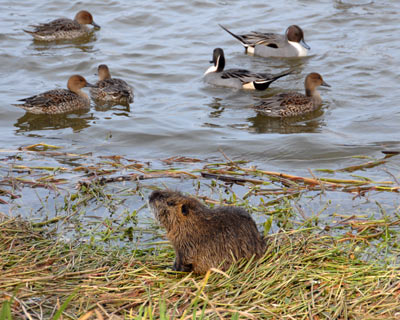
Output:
[{"xmin": 167, "ymin": 200, "xmax": 175, "ymax": 206}]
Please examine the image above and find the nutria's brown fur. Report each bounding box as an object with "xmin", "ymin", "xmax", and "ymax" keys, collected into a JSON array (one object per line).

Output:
[{"xmin": 149, "ymin": 189, "xmax": 266, "ymax": 274}]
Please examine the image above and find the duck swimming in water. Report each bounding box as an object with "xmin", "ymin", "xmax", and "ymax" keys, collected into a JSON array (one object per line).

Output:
[
  {"xmin": 90, "ymin": 64, "xmax": 134, "ymax": 104},
  {"xmin": 219, "ymin": 24, "xmax": 310, "ymax": 58},
  {"xmin": 13, "ymin": 75, "xmax": 95, "ymax": 114},
  {"xmin": 24, "ymin": 10, "xmax": 100, "ymax": 41},
  {"xmin": 254, "ymin": 72, "xmax": 330, "ymax": 117},
  {"xmin": 204, "ymin": 48, "xmax": 292, "ymax": 90}
]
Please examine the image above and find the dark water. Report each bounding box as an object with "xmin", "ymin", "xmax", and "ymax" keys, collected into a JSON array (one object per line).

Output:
[{"xmin": 1, "ymin": 1, "xmax": 400, "ymax": 217}]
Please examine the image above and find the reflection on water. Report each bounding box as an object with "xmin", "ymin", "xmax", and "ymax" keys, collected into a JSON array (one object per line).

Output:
[
  {"xmin": 28, "ymin": 33, "xmax": 98, "ymax": 53},
  {"xmin": 14, "ymin": 110, "xmax": 95, "ymax": 133},
  {"xmin": 207, "ymin": 98, "xmax": 226, "ymax": 118},
  {"xmin": 205, "ymin": 96, "xmax": 326, "ymax": 134},
  {"xmin": 247, "ymin": 111, "xmax": 325, "ymax": 134},
  {"xmin": 334, "ymin": 0, "xmax": 374, "ymax": 9},
  {"xmin": 94, "ymin": 103, "xmax": 131, "ymax": 118},
  {"xmin": 14, "ymin": 103, "xmax": 132, "ymax": 133},
  {"xmin": 30, "ymin": 42, "xmax": 97, "ymax": 54},
  {"xmin": 93, "ymin": 99, "xmax": 131, "ymax": 110}
]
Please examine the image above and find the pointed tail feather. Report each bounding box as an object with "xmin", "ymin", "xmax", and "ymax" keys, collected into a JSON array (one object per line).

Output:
[
  {"xmin": 12, "ymin": 103, "xmax": 29, "ymax": 111},
  {"xmin": 256, "ymin": 69, "xmax": 294, "ymax": 85},
  {"xmin": 23, "ymin": 29, "xmax": 34, "ymax": 35},
  {"xmin": 253, "ymin": 69, "xmax": 294, "ymax": 90},
  {"xmin": 219, "ymin": 24, "xmax": 248, "ymax": 47},
  {"xmin": 272, "ymin": 68, "xmax": 295, "ymax": 81}
]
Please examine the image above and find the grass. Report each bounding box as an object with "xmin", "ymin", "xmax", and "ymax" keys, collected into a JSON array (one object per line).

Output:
[
  {"xmin": 1, "ymin": 145, "xmax": 400, "ymax": 319},
  {"xmin": 1, "ymin": 216, "xmax": 400, "ymax": 319}
]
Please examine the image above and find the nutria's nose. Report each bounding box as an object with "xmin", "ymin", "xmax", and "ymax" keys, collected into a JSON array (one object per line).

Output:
[{"xmin": 149, "ymin": 190, "xmax": 162, "ymax": 203}]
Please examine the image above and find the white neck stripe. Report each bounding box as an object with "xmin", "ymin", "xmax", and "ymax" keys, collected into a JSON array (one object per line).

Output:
[
  {"xmin": 204, "ymin": 64, "xmax": 217, "ymax": 75},
  {"xmin": 288, "ymin": 41, "xmax": 308, "ymax": 57},
  {"xmin": 204, "ymin": 54, "xmax": 221, "ymax": 75}
]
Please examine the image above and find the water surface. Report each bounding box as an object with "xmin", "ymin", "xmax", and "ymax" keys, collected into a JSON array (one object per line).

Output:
[{"xmin": 1, "ymin": 0, "xmax": 399, "ymax": 202}]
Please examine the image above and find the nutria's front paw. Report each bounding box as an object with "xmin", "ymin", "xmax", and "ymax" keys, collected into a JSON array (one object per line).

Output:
[{"xmin": 173, "ymin": 260, "xmax": 193, "ymax": 272}]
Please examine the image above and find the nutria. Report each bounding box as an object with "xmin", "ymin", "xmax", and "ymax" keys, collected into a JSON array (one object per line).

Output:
[{"xmin": 149, "ymin": 189, "xmax": 266, "ymax": 274}]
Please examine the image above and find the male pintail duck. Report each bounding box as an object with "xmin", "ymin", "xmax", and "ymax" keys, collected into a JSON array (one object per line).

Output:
[
  {"xmin": 90, "ymin": 64, "xmax": 134, "ymax": 104},
  {"xmin": 254, "ymin": 72, "xmax": 330, "ymax": 117},
  {"xmin": 13, "ymin": 75, "xmax": 95, "ymax": 114},
  {"xmin": 204, "ymin": 48, "xmax": 292, "ymax": 90},
  {"xmin": 219, "ymin": 24, "xmax": 310, "ymax": 58},
  {"xmin": 24, "ymin": 10, "xmax": 100, "ymax": 41}
]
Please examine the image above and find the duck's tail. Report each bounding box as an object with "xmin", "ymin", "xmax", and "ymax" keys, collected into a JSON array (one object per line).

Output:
[
  {"xmin": 219, "ymin": 24, "xmax": 249, "ymax": 48},
  {"xmin": 271, "ymin": 68, "xmax": 294, "ymax": 81},
  {"xmin": 23, "ymin": 29, "xmax": 35, "ymax": 35},
  {"xmin": 23, "ymin": 29, "xmax": 47, "ymax": 41},
  {"xmin": 120, "ymin": 90, "xmax": 134, "ymax": 103},
  {"xmin": 253, "ymin": 69, "xmax": 294, "ymax": 91}
]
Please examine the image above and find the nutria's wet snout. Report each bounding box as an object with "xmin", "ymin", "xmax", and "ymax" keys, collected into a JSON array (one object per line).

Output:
[{"xmin": 149, "ymin": 189, "xmax": 266, "ymax": 274}]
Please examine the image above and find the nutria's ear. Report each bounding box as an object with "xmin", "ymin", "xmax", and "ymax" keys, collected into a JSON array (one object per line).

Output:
[{"xmin": 181, "ymin": 203, "xmax": 190, "ymax": 216}]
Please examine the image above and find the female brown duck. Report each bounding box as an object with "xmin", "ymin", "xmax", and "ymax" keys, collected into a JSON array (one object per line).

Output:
[
  {"xmin": 13, "ymin": 75, "xmax": 95, "ymax": 114},
  {"xmin": 254, "ymin": 72, "xmax": 330, "ymax": 117},
  {"xmin": 90, "ymin": 64, "xmax": 134, "ymax": 104},
  {"xmin": 24, "ymin": 10, "xmax": 100, "ymax": 41}
]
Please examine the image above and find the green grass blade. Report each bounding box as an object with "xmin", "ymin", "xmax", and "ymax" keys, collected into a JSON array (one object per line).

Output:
[
  {"xmin": 52, "ymin": 289, "xmax": 78, "ymax": 320},
  {"xmin": 0, "ymin": 300, "xmax": 12, "ymax": 320}
]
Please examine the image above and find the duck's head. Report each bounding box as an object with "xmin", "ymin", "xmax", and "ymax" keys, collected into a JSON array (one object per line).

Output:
[
  {"xmin": 67, "ymin": 75, "xmax": 95, "ymax": 92},
  {"xmin": 286, "ymin": 25, "xmax": 310, "ymax": 50},
  {"xmin": 97, "ymin": 64, "xmax": 112, "ymax": 80},
  {"xmin": 305, "ymin": 72, "xmax": 330, "ymax": 96},
  {"xmin": 204, "ymin": 48, "xmax": 225, "ymax": 75},
  {"xmin": 74, "ymin": 10, "xmax": 100, "ymax": 29}
]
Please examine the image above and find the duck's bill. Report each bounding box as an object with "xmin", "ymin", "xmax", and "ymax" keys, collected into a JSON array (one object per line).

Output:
[
  {"xmin": 300, "ymin": 39, "xmax": 310, "ymax": 50},
  {"xmin": 321, "ymin": 80, "xmax": 330, "ymax": 87},
  {"xmin": 92, "ymin": 21, "xmax": 101, "ymax": 29},
  {"xmin": 85, "ymin": 82, "xmax": 96, "ymax": 88},
  {"xmin": 209, "ymin": 60, "xmax": 214, "ymax": 64}
]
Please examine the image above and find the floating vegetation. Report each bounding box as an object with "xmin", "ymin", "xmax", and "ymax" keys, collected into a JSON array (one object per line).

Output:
[{"xmin": 1, "ymin": 145, "xmax": 398, "ymax": 203}]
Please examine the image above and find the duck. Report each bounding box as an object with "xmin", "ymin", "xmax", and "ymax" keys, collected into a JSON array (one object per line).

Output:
[
  {"xmin": 13, "ymin": 75, "xmax": 95, "ymax": 114},
  {"xmin": 254, "ymin": 72, "xmax": 330, "ymax": 117},
  {"xmin": 204, "ymin": 48, "xmax": 292, "ymax": 90},
  {"xmin": 90, "ymin": 64, "xmax": 134, "ymax": 104},
  {"xmin": 219, "ymin": 24, "xmax": 310, "ymax": 58},
  {"xmin": 24, "ymin": 10, "xmax": 100, "ymax": 41}
]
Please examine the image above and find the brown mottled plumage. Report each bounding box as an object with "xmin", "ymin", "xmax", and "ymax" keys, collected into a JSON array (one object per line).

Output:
[
  {"xmin": 24, "ymin": 10, "xmax": 100, "ymax": 41},
  {"xmin": 90, "ymin": 65, "xmax": 134, "ymax": 104},
  {"xmin": 149, "ymin": 190, "xmax": 266, "ymax": 274},
  {"xmin": 13, "ymin": 75, "xmax": 95, "ymax": 114},
  {"xmin": 254, "ymin": 72, "xmax": 330, "ymax": 117}
]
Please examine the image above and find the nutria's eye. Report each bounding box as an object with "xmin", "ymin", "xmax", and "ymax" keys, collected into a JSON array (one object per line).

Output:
[
  {"xmin": 167, "ymin": 200, "xmax": 175, "ymax": 206},
  {"xmin": 181, "ymin": 204, "xmax": 189, "ymax": 216}
]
